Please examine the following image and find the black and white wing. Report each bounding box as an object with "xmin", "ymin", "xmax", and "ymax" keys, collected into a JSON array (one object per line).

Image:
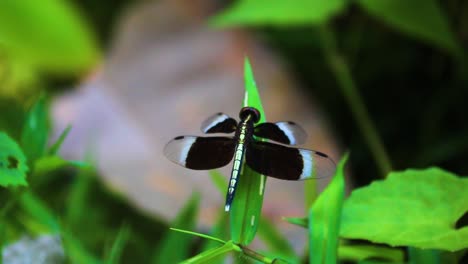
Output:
[
  {"xmin": 164, "ymin": 136, "xmax": 235, "ymax": 170},
  {"xmin": 200, "ymin": 113, "xmax": 237, "ymax": 134},
  {"xmin": 254, "ymin": 121, "xmax": 307, "ymax": 145},
  {"xmin": 245, "ymin": 141, "xmax": 335, "ymax": 180}
]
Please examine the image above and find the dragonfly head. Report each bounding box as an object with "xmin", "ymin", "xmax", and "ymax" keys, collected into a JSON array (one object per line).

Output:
[{"xmin": 239, "ymin": 107, "xmax": 261, "ymax": 123}]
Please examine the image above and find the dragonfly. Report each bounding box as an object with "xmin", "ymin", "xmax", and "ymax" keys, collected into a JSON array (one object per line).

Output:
[{"xmin": 164, "ymin": 107, "xmax": 336, "ymax": 211}]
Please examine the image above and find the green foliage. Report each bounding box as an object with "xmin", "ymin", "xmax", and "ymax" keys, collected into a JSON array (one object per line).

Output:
[
  {"xmin": 357, "ymin": 0, "xmax": 461, "ymax": 56},
  {"xmin": 230, "ymin": 57, "xmax": 267, "ymax": 246},
  {"xmin": 340, "ymin": 167, "xmax": 468, "ymax": 251},
  {"xmin": 152, "ymin": 192, "xmax": 200, "ymax": 264},
  {"xmin": 0, "ymin": 0, "xmax": 100, "ymax": 76},
  {"xmin": 104, "ymin": 224, "xmax": 131, "ymax": 264},
  {"xmin": 258, "ymin": 217, "xmax": 296, "ymax": 262},
  {"xmin": 211, "ymin": 0, "xmax": 347, "ymax": 26},
  {"xmin": 48, "ymin": 125, "xmax": 72, "ymax": 155},
  {"xmin": 20, "ymin": 96, "xmax": 49, "ymax": 164},
  {"xmin": 309, "ymin": 153, "xmax": 348, "ymax": 264},
  {"xmin": 338, "ymin": 244, "xmax": 404, "ymax": 263},
  {"xmin": 0, "ymin": 132, "xmax": 28, "ymax": 187}
]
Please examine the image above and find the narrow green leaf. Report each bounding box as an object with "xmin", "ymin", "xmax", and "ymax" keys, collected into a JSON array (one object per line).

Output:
[
  {"xmin": 309, "ymin": 153, "xmax": 348, "ymax": 264},
  {"xmin": 230, "ymin": 57, "xmax": 266, "ymax": 245},
  {"xmin": 0, "ymin": 132, "xmax": 28, "ymax": 187},
  {"xmin": 209, "ymin": 170, "xmax": 228, "ymax": 195},
  {"xmin": 20, "ymin": 95, "xmax": 49, "ymax": 163},
  {"xmin": 48, "ymin": 124, "xmax": 72, "ymax": 155},
  {"xmin": 357, "ymin": 0, "xmax": 461, "ymax": 56},
  {"xmin": 66, "ymin": 166, "xmax": 94, "ymax": 228},
  {"xmin": 170, "ymin": 228, "xmax": 226, "ymax": 245},
  {"xmin": 338, "ymin": 244, "xmax": 404, "ymax": 263},
  {"xmin": 258, "ymin": 216, "xmax": 296, "ymax": 259},
  {"xmin": 19, "ymin": 191, "xmax": 60, "ymax": 233},
  {"xmin": 62, "ymin": 231, "xmax": 102, "ymax": 264},
  {"xmin": 153, "ymin": 192, "xmax": 200, "ymax": 264},
  {"xmin": 0, "ymin": 0, "xmax": 100, "ymax": 75},
  {"xmin": 104, "ymin": 224, "xmax": 131, "ymax": 264},
  {"xmin": 282, "ymin": 216, "xmax": 307, "ymax": 228},
  {"xmin": 211, "ymin": 0, "xmax": 347, "ymax": 27},
  {"xmin": 340, "ymin": 167, "xmax": 468, "ymax": 251},
  {"xmin": 181, "ymin": 241, "xmax": 239, "ymax": 264}
]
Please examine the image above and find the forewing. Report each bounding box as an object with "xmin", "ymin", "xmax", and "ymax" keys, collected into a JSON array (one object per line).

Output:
[
  {"xmin": 254, "ymin": 122, "xmax": 307, "ymax": 145},
  {"xmin": 246, "ymin": 141, "xmax": 335, "ymax": 180},
  {"xmin": 200, "ymin": 113, "xmax": 237, "ymax": 134},
  {"xmin": 164, "ymin": 136, "xmax": 235, "ymax": 170}
]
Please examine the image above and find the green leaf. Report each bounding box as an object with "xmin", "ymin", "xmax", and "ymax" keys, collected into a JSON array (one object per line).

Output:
[
  {"xmin": 0, "ymin": 132, "xmax": 28, "ymax": 187},
  {"xmin": 181, "ymin": 241, "xmax": 239, "ymax": 264},
  {"xmin": 340, "ymin": 167, "xmax": 468, "ymax": 251},
  {"xmin": 211, "ymin": 0, "xmax": 347, "ymax": 27},
  {"xmin": 357, "ymin": 0, "xmax": 461, "ymax": 56},
  {"xmin": 201, "ymin": 212, "xmax": 230, "ymax": 255},
  {"xmin": 104, "ymin": 224, "xmax": 131, "ymax": 264},
  {"xmin": 309, "ymin": 153, "xmax": 348, "ymax": 264},
  {"xmin": 62, "ymin": 231, "xmax": 102, "ymax": 264},
  {"xmin": 338, "ymin": 244, "xmax": 404, "ymax": 263},
  {"xmin": 19, "ymin": 191, "xmax": 60, "ymax": 233},
  {"xmin": 48, "ymin": 124, "xmax": 72, "ymax": 155},
  {"xmin": 230, "ymin": 57, "xmax": 266, "ymax": 246},
  {"xmin": 153, "ymin": 192, "xmax": 200, "ymax": 264},
  {"xmin": 20, "ymin": 96, "xmax": 49, "ymax": 163},
  {"xmin": 0, "ymin": 0, "xmax": 100, "ymax": 75},
  {"xmin": 209, "ymin": 170, "xmax": 228, "ymax": 196}
]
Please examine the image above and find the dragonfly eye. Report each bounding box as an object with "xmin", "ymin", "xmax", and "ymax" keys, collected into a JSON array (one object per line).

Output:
[{"xmin": 239, "ymin": 107, "xmax": 261, "ymax": 123}]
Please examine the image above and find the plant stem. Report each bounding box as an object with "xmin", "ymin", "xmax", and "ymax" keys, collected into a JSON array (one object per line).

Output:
[{"xmin": 317, "ymin": 24, "xmax": 392, "ymax": 178}]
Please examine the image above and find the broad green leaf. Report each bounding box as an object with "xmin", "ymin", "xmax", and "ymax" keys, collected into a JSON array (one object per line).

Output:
[
  {"xmin": 0, "ymin": 0, "xmax": 100, "ymax": 75},
  {"xmin": 357, "ymin": 0, "xmax": 461, "ymax": 56},
  {"xmin": 20, "ymin": 96, "xmax": 49, "ymax": 163},
  {"xmin": 309, "ymin": 153, "xmax": 348, "ymax": 264},
  {"xmin": 230, "ymin": 57, "xmax": 266, "ymax": 245},
  {"xmin": 338, "ymin": 244, "xmax": 404, "ymax": 263},
  {"xmin": 19, "ymin": 191, "xmax": 60, "ymax": 233},
  {"xmin": 104, "ymin": 224, "xmax": 131, "ymax": 264},
  {"xmin": 258, "ymin": 217, "xmax": 296, "ymax": 261},
  {"xmin": 181, "ymin": 241, "xmax": 239, "ymax": 264},
  {"xmin": 211, "ymin": 0, "xmax": 347, "ymax": 27},
  {"xmin": 340, "ymin": 167, "xmax": 468, "ymax": 251},
  {"xmin": 48, "ymin": 124, "xmax": 72, "ymax": 155},
  {"xmin": 0, "ymin": 132, "xmax": 28, "ymax": 187},
  {"xmin": 153, "ymin": 192, "xmax": 200, "ymax": 264}
]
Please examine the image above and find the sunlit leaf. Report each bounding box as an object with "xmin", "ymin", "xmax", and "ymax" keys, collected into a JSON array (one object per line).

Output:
[
  {"xmin": 0, "ymin": 0, "xmax": 100, "ymax": 75},
  {"xmin": 230, "ymin": 57, "xmax": 266, "ymax": 245},
  {"xmin": 211, "ymin": 0, "xmax": 347, "ymax": 27},
  {"xmin": 338, "ymin": 244, "xmax": 404, "ymax": 263},
  {"xmin": 153, "ymin": 192, "xmax": 200, "ymax": 263},
  {"xmin": 357, "ymin": 0, "xmax": 461, "ymax": 56},
  {"xmin": 0, "ymin": 132, "xmax": 28, "ymax": 187},
  {"xmin": 309, "ymin": 153, "xmax": 348, "ymax": 264},
  {"xmin": 340, "ymin": 167, "xmax": 468, "ymax": 251},
  {"xmin": 20, "ymin": 95, "xmax": 49, "ymax": 163}
]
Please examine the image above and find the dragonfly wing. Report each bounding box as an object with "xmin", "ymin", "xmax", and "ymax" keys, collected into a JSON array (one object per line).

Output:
[{"xmin": 164, "ymin": 136, "xmax": 235, "ymax": 170}]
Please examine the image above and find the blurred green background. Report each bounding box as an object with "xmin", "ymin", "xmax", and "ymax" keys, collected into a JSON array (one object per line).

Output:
[{"xmin": 0, "ymin": 0, "xmax": 467, "ymax": 263}]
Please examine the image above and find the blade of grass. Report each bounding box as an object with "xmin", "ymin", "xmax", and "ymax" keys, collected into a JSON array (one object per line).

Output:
[
  {"xmin": 152, "ymin": 192, "xmax": 200, "ymax": 264},
  {"xmin": 202, "ymin": 212, "xmax": 229, "ymax": 251},
  {"xmin": 48, "ymin": 124, "xmax": 72, "ymax": 155},
  {"xmin": 170, "ymin": 228, "xmax": 226, "ymax": 245},
  {"xmin": 318, "ymin": 24, "xmax": 392, "ymax": 178},
  {"xmin": 62, "ymin": 230, "xmax": 102, "ymax": 264},
  {"xmin": 230, "ymin": 57, "xmax": 267, "ymax": 246},
  {"xmin": 19, "ymin": 191, "xmax": 60, "ymax": 233},
  {"xmin": 209, "ymin": 170, "xmax": 228, "ymax": 195},
  {"xmin": 309, "ymin": 153, "xmax": 348, "ymax": 264},
  {"xmin": 104, "ymin": 224, "xmax": 131, "ymax": 264}
]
